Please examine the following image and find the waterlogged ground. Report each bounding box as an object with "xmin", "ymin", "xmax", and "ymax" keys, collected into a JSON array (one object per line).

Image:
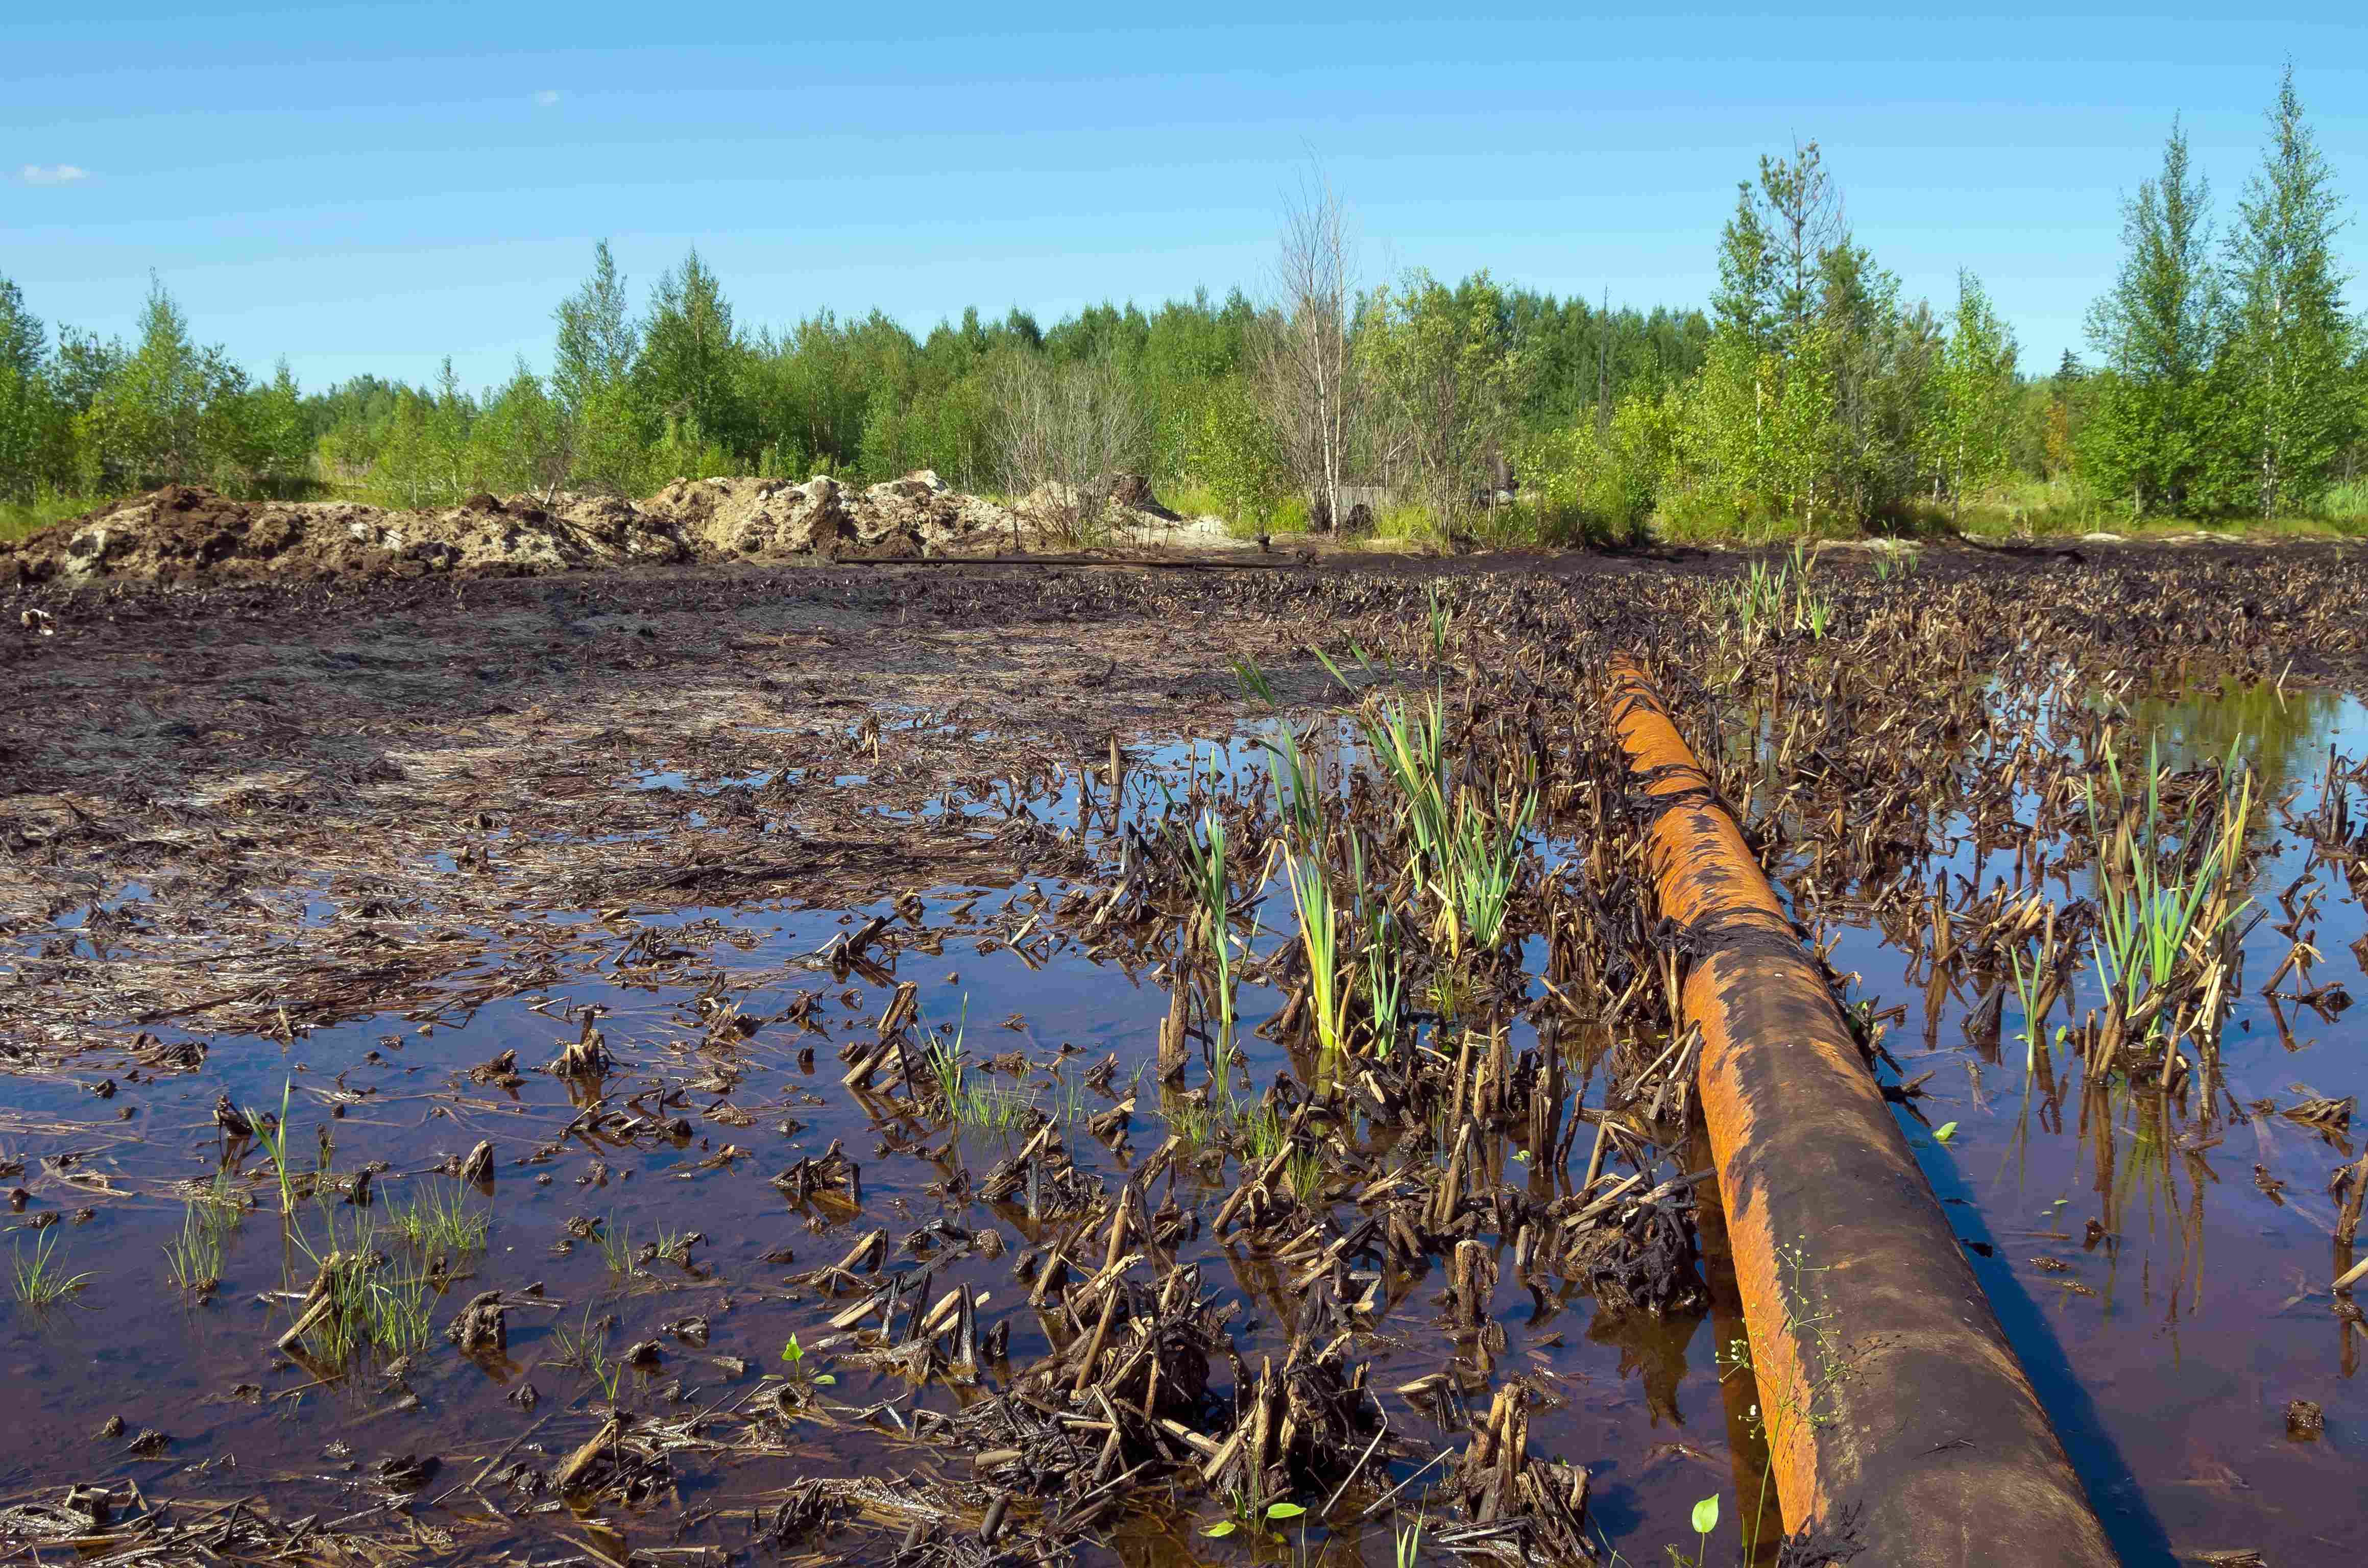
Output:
[
  {"xmin": 3, "ymin": 551, "xmax": 2367, "ymax": 1567},
  {"xmin": 0, "ymin": 754, "xmax": 1742, "ymax": 1565},
  {"xmin": 1798, "ymin": 680, "xmax": 2368, "ymax": 1564}
]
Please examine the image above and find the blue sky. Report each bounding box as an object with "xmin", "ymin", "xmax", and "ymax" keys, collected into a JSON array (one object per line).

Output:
[{"xmin": 5, "ymin": 2, "xmax": 2364, "ymax": 395}]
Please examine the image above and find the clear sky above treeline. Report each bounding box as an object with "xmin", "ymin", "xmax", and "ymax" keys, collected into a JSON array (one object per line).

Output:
[{"xmin": 6, "ymin": 2, "xmax": 2363, "ymax": 395}]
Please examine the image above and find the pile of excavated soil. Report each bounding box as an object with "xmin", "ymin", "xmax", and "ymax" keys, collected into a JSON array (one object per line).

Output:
[{"xmin": 0, "ymin": 470, "xmax": 1224, "ymax": 585}]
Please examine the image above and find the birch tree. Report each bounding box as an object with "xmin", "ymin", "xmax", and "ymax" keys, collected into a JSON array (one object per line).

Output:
[{"xmin": 1258, "ymin": 171, "xmax": 1359, "ymax": 528}]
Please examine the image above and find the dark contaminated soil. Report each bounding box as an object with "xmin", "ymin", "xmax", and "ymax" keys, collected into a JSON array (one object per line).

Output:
[{"xmin": 1, "ymin": 540, "xmax": 2364, "ymax": 1568}]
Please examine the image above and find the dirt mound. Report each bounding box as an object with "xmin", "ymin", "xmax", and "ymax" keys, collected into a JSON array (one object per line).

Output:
[
  {"xmin": 638, "ymin": 470, "xmax": 1023, "ymax": 559},
  {"xmin": 1, "ymin": 470, "xmax": 1215, "ymax": 586},
  {"xmin": 3, "ymin": 484, "xmax": 689, "ymax": 586}
]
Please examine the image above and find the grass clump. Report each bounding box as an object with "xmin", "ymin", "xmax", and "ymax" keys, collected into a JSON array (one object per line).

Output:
[
  {"xmin": 289, "ymin": 1208, "xmax": 433, "ymax": 1368},
  {"xmin": 925, "ymin": 1016, "xmax": 1040, "ymax": 1136},
  {"xmin": 389, "ymin": 1180, "xmax": 489, "ymax": 1258},
  {"xmin": 165, "ymin": 1175, "xmax": 245, "ymax": 1294},
  {"xmin": 548, "ymin": 1307, "xmax": 623, "ymax": 1402},
  {"xmin": 12, "ymin": 1230, "xmax": 94, "ymax": 1310}
]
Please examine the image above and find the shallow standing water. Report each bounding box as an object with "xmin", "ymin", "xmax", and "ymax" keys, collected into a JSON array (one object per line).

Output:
[{"xmin": 2, "ymin": 670, "xmax": 2363, "ymax": 1565}]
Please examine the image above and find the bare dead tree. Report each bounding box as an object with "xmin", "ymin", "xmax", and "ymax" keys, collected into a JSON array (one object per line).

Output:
[
  {"xmin": 1257, "ymin": 169, "xmax": 1360, "ymax": 530},
  {"xmin": 992, "ymin": 352, "xmax": 1152, "ymax": 546}
]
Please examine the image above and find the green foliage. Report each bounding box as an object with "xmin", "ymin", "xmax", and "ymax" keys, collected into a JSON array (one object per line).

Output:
[
  {"xmin": 1191, "ymin": 376, "xmax": 1290, "ymax": 526},
  {"xmin": 389, "ymin": 1180, "xmax": 489, "ymax": 1257},
  {"xmin": 1513, "ymin": 388, "xmax": 1674, "ymax": 542},
  {"xmin": 2215, "ymin": 65, "xmax": 2359, "ymax": 518},
  {"xmin": 2081, "ymin": 117, "xmax": 2223, "ymax": 515},
  {"xmin": 1359, "ymin": 268, "xmax": 1525, "ymax": 518},
  {"xmin": 1927, "ymin": 271, "xmax": 2022, "ymax": 522},
  {"xmin": 1268, "ymin": 495, "xmax": 1313, "ymax": 533},
  {"xmin": 5, "ymin": 84, "xmax": 2354, "ymax": 536}
]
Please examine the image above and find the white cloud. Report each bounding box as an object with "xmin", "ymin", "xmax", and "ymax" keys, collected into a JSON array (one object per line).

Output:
[
  {"xmin": 20, "ymin": 164, "xmax": 89, "ymax": 185},
  {"xmin": 533, "ymin": 90, "xmax": 562, "ymax": 108}
]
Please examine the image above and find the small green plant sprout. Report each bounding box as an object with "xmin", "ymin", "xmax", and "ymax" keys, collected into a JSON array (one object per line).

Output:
[
  {"xmin": 777, "ymin": 1330, "xmax": 835, "ymax": 1388},
  {"xmin": 1688, "ymin": 1494, "xmax": 1719, "ymax": 1564},
  {"xmin": 251, "ymin": 1077, "xmax": 297, "ymax": 1214},
  {"xmin": 13, "ymin": 1230, "xmax": 94, "ymax": 1309},
  {"xmin": 1205, "ymin": 1483, "xmax": 1269, "ymax": 1538},
  {"xmin": 1394, "ymin": 1515, "xmax": 1425, "ymax": 1568},
  {"xmin": 1934, "ymin": 1120, "xmax": 1960, "ymax": 1144}
]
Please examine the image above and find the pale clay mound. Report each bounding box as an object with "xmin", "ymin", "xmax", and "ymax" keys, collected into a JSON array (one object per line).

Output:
[{"xmin": 2, "ymin": 471, "xmax": 1236, "ymax": 585}]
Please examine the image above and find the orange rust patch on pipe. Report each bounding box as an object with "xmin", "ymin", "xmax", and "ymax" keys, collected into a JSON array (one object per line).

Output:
[{"xmin": 1608, "ymin": 657, "xmax": 2116, "ymax": 1567}]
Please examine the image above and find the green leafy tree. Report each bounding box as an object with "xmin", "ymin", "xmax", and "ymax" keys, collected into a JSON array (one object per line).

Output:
[
  {"xmin": 1928, "ymin": 270, "xmax": 2021, "ymax": 522},
  {"xmin": 0, "ymin": 276, "xmax": 59, "ymax": 502},
  {"xmin": 1712, "ymin": 181, "xmax": 1779, "ymax": 354},
  {"xmin": 1191, "ymin": 376, "xmax": 1289, "ymax": 525},
  {"xmin": 552, "ymin": 241, "xmax": 644, "ymax": 494},
  {"xmin": 0, "ymin": 276, "xmax": 46, "ymax": 382},
  {"xmin": 1359, "ymin": 268, "xmax": 1524, "ymax": 520},
  {"xmin": 2216, "ymin": 65, "xmax": 2357, "ymax": 517},
  {"xmin": 552, "ymin": 241, "xmax": 638, "ymax": 418},
  {"xmin": 75, "ymin": 275, "xmax": 257, "ymax": 491},
  {"xmin": 242, "ymin": 359, "xmax": 313, "ymax": 494},
  {"xmin": 1818, "ymin": 241, "xmax": 1940, "ymax": 521},
  {"xmin": 636, "ymin": 249, "xmax": 748, "ymax": 456},
  {"xmin": 2083, "ymin": 117, "xmax": 2222, "ymax": 514},
  {"xmin": 471, "ymin": 362, "xmax": 570, "ymax": 499}
]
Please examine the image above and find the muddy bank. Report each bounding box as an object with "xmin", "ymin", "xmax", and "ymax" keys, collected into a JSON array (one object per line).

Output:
[{"xmin": 0, "ymin": 470, "xmax": 1234, "ymax": 586}]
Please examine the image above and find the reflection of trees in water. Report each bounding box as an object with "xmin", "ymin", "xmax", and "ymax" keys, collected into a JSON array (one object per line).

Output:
[{"xmin": 2122, "ymin": 676, "xmax": 2357, "ymax": 804}]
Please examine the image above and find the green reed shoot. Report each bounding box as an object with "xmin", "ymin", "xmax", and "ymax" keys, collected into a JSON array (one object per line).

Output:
[
  {"xmin": 1171, "ymin": 809, "xmax": 1238, "ymax": 1049},
  {"xmin": 1243, "ymin": 1100, "xmax": 1288, "ymax": 1163},
  {"xmin": 595, "ymin": 1214, "xmax": 635, "ymax": 1278},
  {"xmin": 1425, "ymin": 581, "xmax": 1454, "ymax": 662},
  {"xmin": 550, "ymin": 1309, "xmax": 625, "ymax": 1402},
  {"xmin": 1435, "ymin": 792, "xmax": 1532, "ymax": 957},
  {"xmin": 1262, "ymin": 725, "xmax": 1325, "ymax": 842},
  {"xmin": 1285, "ymin": 1146, "xmax": 1324, "ymax": 1206},
  {"xmin": 1360, "ymin": 695, "xmax": 1452, "ymax": 870},
  {"xmin": 2083, "ymin": 737, "xmax": 2254, "ymax": 1040},
  {"xmin": 288, "ymin": 1206, "xmax": 430, "ymax": 1367},
  {"xmin": 1312, "ymin": 643, "xmax": 1359, "ymax": 696},
  {"xmin": 1230, "ymin": 653, "xmax": 1277, "ymax": 707},
  {"xmin": 249, "ymin": 1077, "xmax": 297, "ymax": 1214},
  {"xmin": 166, "ymin": 1180, "xmax": 242, "ymax": 1294},
  {"xmin": 2007, "ymin": 944, "xmax": 2047, "ymax": 1073},
  {"xmin": 1284, "ymin": 852, "xmax": 1348, "ymax": 1056},
  {"xmin": 1350, "ymin": 834, "xmax": 1405, "ymax": 1055},
  {"xmin": 925, "ymin": 1022, "xmax": 1040, "ymax": 1135}
]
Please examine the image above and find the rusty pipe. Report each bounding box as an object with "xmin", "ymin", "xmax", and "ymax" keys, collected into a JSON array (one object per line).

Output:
[{"xmin": 1607, "ymin": 657, "xmax": 2116, "ymax": 1567}]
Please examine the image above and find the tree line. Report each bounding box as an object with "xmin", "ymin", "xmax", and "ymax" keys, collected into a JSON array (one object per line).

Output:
[{"xmin": 1, "ymin": 67, "xmax": 2358, "ymax": 535}]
